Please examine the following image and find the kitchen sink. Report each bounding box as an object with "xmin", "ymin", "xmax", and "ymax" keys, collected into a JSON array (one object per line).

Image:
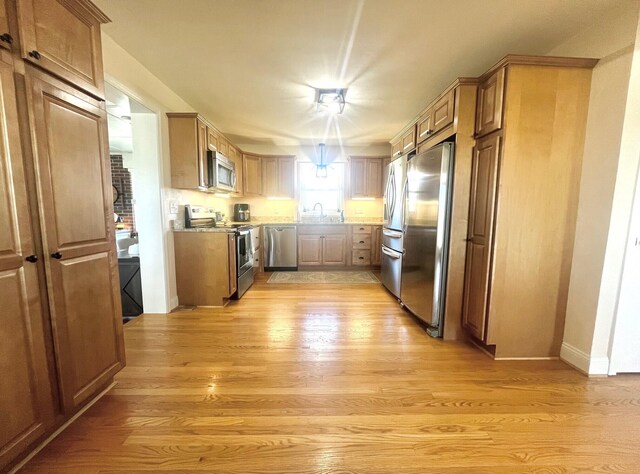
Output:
[{"xmin": 298, "ymin": 215, "xmax": 342, "ymax": 224}]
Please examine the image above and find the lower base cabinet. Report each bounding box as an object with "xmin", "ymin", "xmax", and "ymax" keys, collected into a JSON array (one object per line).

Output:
[{"xmin": 174, "ymin": 231, "xmax": 237, "ymax": 306}]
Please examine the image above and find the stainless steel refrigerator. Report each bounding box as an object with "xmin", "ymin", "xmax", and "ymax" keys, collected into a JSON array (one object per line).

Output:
[
  {"xmin": 380, "ymin": 154, "xmax": 407, "ymax": 299},
  {"xmin": 400, "ymin": 143, "xmax": 454, "ymax": 337}
]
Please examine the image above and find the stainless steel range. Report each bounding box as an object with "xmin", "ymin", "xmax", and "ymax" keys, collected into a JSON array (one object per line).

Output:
[{"xmin": 185, "ymin": 205, "xmax": 255, "ymax": 298}]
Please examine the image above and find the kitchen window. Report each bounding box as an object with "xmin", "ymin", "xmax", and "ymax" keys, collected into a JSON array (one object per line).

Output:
[{"xmin": 298, "ymin": 162, "xmax": 344, "ymax": 214}]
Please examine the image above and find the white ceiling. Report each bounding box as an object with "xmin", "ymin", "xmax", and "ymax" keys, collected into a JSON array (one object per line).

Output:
[{"xmin": 95, "ymin": 0, "xmax": 634, "ymax": 148}]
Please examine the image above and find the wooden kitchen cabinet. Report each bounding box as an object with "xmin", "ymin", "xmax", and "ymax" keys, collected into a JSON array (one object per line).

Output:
[
  {"xmin": 432, "ymin": 89, "xmax": 455, "ymax": 134},
  {"xmin": 262, "ymin": 155, "xmax": 295, "ymax": 198},
  {"xmin": 218, "ymin": 135, "xmax": 229, "ymax": 157},
  {"xmin": 0, "ymin": 56, "xmax": 55, "ymax": 472},
  {"xmin": 462, "ymin": 134, "xmax": 501, "ymax": 341},
  {"xmin": 350, "ymin": 156, "xmax": 384, "ymax": 198},
  {"xmin": 417, "ymin": 109, "xmax": 433, "ymax": 143},
  {"xmin": 298, "ymin": 226, "xmax": 347, "ymax": 267},
  {"xmin": 0, "ymin": 1, "xmax": 10, "ymax": 50},
  {"xmin": 475, "ymin": 67, "xmax": 505, "ymax": 138},
  {"xmin": 17, "ymin": 0, "xmax": 109, "ymax": 99},
  {"xmin": 371, "ymin": 226, "xmax": 382, "ymax": 265},
  {"xmin": 27, "ymin": 70, "xmax": 125, "ymax": 412},
  {"xmin": 167, "ymin": 113, "xmax": 209, "ymax": 190},
  {"xmin": 390, "ymin": 138, "xmax": 402, "ymax": 159},
  {"xmin": 298, "ymin": 235, "xmax": 323, "ymax": 266},
  {"xmin": 401, "ymin": 126, "xmax": 416, "ymax": 153},
  {"xmin": 174, "ymin": 232, "xmax": 237, "ymax": 306},
  {"xmin": 207, "ymin": 127, "xmax": 218, "ymax": 151},
  {"xmin": 0, "ymin": 1, "xmax": 125, "ymax": 469},
  {"xmin": 243, "ymin": 153, "xmax": 262, "ymax": 196},
  {"xmin": 461, "ymin": 58, "xmax": 596, "ymax": 358}
]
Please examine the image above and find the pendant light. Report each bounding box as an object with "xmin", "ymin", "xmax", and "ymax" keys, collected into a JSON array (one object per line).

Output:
[{"xmin": 316, "ymin": 143, "xmax": 328, "ymax": 178}]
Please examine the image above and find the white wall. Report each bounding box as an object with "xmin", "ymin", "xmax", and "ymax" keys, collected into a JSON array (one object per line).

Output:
[{"xmin": 547, "ymin": 4, "xmax": 640, "ymax": 374}]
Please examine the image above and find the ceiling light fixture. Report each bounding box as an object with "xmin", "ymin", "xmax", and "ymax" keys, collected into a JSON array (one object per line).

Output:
[
  {"xmin": 315, "ymin": 88, "xmax": 347, "ymax": 114},
  {"xmin": 316, "ymin": 143, "xmax": 328, "ymax": 178}
]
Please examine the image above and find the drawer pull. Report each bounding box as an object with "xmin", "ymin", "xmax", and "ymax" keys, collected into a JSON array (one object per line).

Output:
[
  {"xmin": 359, "ymin": 257, "xmax": 364, "ymax": 260},
  {"xmin": 28, "ymin": 50, "xmax": 41, "ymax": 60},
  {"xmin": 0, "ymin": 33, "xmax": 13, "ymax": 44},
  {"xmin": 25, "ymin": 255, "xmax": 38, "ymax": 263},
  {"xmin": 359, "ymin": 241, "xmax": 365, "ymax": 244}
]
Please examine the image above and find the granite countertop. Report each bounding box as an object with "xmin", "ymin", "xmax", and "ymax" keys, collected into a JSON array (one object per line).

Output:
[
  {"xmin": 172, "ymin": 221, "xmax": 383, "ymax": 232},
  {"xmin": 172, "ymin": 227, "xmax": 236, "ymax": 233}
]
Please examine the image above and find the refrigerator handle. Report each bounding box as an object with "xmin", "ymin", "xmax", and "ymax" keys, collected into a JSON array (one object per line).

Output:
[
  {"xmin": 401, "ymin": 176, "xmax": 408, "ymax": 232},
  {"xmin": 389, "ymin": 166, "xmax": 396, "ymax": 220}
]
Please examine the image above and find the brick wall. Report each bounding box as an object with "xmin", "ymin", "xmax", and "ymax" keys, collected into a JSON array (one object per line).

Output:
[{"xmin": 111, "ymin": 154, "xmax": 135, "ymax": 230}]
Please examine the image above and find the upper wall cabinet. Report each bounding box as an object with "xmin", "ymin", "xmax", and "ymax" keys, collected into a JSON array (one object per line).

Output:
[
  {"xmin": 16, "ymin": 0, "xmax": 109, "ymax": 99},
  {"xmin": 0, "ymin": 1, "xmax": 10, "ymax": 50},
  {"xmin": 350, "ymin": 156, "xmax": 385, "ymax": 199},
  {"xmin": 390, "ymin": 138, "xmax": 402, "ymax": 159},
  {"xmin": 228, "ymin": 144, "xmax": 243, "ymax": 196},
  {"xmin": 262, "ymin": 155, "xmax": 295, "ymax": 198},
  {"xmin": 167, "ymin": 113, "xmax": 208, "ymax": 190},
  {"xmin": 243, "ymin": 153, "xmax": 262, "ymax": 196},
  {"xmin": 475, "ymin": 68, "xmax": 505, "ymax": 138}
]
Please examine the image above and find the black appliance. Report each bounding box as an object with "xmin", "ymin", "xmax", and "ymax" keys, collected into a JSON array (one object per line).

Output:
[
  {"xmin": 118, "ymin": 257, "xmax": 143, "ymax": 322},
  {"xmin": 234, "ymin": 203, "xmax": 250, "ymax": 222}
]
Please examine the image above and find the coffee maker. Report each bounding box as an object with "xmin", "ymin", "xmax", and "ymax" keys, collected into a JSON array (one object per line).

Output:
[{"xmin": 233, "ymin": 203, "xmax": 250, "ymax": 222}]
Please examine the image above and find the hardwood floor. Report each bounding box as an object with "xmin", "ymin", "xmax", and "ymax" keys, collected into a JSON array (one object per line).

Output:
[{"xmin": 21, "ymin": 274, "xmax": 640, "ymax": 472}]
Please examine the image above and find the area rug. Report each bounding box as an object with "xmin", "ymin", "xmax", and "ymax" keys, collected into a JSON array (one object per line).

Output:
[{"xmin": 267, "ymin": 271, "xmax": 380, "ymax": 284}]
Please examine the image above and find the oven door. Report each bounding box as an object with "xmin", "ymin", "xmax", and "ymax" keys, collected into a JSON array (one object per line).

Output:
[{"xmin": 236, "ymin": 230, "xmax": 254, "ymax": 276}]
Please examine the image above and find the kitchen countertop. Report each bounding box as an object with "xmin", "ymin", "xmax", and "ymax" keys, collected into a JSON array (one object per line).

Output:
[{"xmin": 172, "ymin": 221, "xmax": 383, "ymax": 232}]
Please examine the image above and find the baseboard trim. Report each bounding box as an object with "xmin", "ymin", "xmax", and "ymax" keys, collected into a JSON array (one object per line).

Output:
[
  {"xmin": 560, "ymin": 342, "xmax": 610, "ymax": 376},
  {"xmin": 9, "ymin": 381, "xmax": 117, "ymax": 474},
  {"xmin": 494, "ymin": 356, "xmax": 559, "ymax": 361}
]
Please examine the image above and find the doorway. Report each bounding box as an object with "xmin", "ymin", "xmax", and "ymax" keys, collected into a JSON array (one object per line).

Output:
[{"xmin": 106, "ymin": 83, "xmax": 170, "ymax": 318}]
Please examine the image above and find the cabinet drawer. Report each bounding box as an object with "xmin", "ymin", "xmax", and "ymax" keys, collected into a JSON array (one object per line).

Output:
[
  {"xmin": 298, "ymin": 225, "xmax": 346, "ymax": 235},
  {"xmin": 352, "ymin": 234, "xmax": 371, "ymax": 249},
  {"xmin": 352, "ymin": 250, "xmax": 371, "ymax": 265},
  {"xmin": 352, "ymin": 225, "xmax": 372, "ymax": 234}
]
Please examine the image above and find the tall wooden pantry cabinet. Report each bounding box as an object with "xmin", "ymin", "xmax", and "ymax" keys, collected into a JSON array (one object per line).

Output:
[{"xmin": 0, "ymin": 0, "xmax": 124, "ymax": 470}]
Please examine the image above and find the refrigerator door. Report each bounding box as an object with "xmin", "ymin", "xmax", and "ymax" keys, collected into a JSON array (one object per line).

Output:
[
  {"xmin": 383, "ymin": 156, "xmax": 407, "ymax": 231},
  {"xmin": 400, "ymin": 143, "xmax": 453, "ymax": 336}
]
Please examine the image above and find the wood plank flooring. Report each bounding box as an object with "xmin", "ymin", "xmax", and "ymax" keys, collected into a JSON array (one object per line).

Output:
[{"xmin": 22, "ymin": 273, "xmax": 640, "ymax": 472}]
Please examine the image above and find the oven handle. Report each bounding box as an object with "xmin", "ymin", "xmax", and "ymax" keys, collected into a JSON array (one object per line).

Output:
[{"xmin": 238, "ymin": 230, "xmax": 250, "ymax": 236}]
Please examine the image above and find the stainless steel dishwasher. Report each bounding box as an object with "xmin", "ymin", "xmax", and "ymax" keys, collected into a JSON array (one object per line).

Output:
[{"xmin": 263, "ymin": 225, "xmax": 297, "ymax": 271}]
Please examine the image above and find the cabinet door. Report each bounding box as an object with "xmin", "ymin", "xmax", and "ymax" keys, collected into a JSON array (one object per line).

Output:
[
  {"xmin": 401, "ymin": 126, "xmax": 416, "ymax": 153},
  {"xmin": 350, "ymin": 157, "xmax": 366, "ymax": 198},
  {"xmin": 278, "ymin": 156, "xmax": 295, "ymax": 198},
  {"xmin": 0, "ymin": 58, "xmax": 54, "ymax": 472},
  {"xmin": 243, "ymin": 154, "xmax": 262, "ymax": 196},
  {"xmin": 228, "ymin": 233, "xmax": 237, "ymax": 296},
  {"xmin": 475, "ymin": 68, "xmax": 505, "ymax": 138},
  {"xmin": 207, "ymin": 127, "xmax": 218, "ymax": 151},
  {"xmin": 432, "ymin": 89, "xmax": 455, "ymax": 134},
  {"xmin": 462, "ymin": 134, "xmax": 501, "ymax": 341},
  {"xmin": 390, "ymin": 139, "xmax": 402, "ymax": 158},
  {"xmin": 262, "ymin": 157, "xmax": 278, "ymax": 197},
  {"xmin": 17, "ymin": 0, "xmax": 107, "ymax": 98},
  {"xmin": 0, "ymin": 0, "xmax": 10, "ymax": 51},
  {"xmin": 365, "ymin": 159, "xmax": 382, "ymax": 197},
  {"xmin": 218, "ymin": 136, "xmax": 229, "ymax": 157},
  {"xmin": 298, "ymin": 235, "xmax": 322, "ymax": 266},
  {"xmin": 27, "ymin": 72, "xmax": 125, "ymax": 412},
  {"xmin": 371, "ymin": 226, "xmax": 382, "ymax": 265},
  {"xmin": 322, "ymin": 235, "xmax": 347, "ymax": 266},
  {"xmin": 417, "ymin": 109, "xmax": 433, "ymax": 143},
  {"xmin": 197, "ymin": 120, "xmax": 208, "ymax": 188}
]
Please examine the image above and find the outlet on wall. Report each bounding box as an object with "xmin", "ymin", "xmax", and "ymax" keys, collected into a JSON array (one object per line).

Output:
[{"xmin": 169, "ymin": 201, "xmax": 179, "ymax": 214}]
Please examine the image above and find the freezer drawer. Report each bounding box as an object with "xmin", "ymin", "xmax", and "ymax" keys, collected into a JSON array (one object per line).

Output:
[
  {"xmin": 382, "ymin": 227, "xmax": 404, "ymax": 253},
  {"xmin": 380, "ymin": 245, "xmax": 402, "ymax": 299}
]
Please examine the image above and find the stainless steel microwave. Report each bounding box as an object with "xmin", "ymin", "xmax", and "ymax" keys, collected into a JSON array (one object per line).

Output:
[{"xmin": 207, "ymin": 151, "xmax": 236, "ymax": 192}]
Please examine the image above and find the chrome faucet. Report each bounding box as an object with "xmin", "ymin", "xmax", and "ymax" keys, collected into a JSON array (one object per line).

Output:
[{"xmin": 312, "ymin": 202, "xmax": 325, "ymax": 217}]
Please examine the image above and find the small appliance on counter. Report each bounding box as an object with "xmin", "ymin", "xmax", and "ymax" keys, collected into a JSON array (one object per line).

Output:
[{"xmin": 234, "ymin": 203, "xmax": 250, "ymax": 222}]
